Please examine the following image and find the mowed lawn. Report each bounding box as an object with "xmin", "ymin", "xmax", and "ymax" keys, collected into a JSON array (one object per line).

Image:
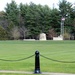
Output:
[{"xmin": 0, "ymin": 40, "xmax": 75, "ymax": 74}]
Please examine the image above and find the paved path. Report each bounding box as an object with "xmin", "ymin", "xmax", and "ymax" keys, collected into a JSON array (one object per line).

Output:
[{"xmin": 0, "ymin": 70, "xmax": 75, "ymax": 75}]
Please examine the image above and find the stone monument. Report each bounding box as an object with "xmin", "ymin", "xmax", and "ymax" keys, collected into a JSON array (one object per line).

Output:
[{"xmin": 39, "ymin": 33, "xmax": 46, "ymax": 40}]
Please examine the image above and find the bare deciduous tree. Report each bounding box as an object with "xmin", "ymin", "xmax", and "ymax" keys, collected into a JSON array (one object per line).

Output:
[{"xmin": 11, "ymin": 27, "xmax": 20, "ymax": 40}]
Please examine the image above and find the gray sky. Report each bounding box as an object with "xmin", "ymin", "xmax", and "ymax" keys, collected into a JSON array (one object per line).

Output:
[{"xmin": 0, "ymin": 0, "xmax": 75, "ymax": 11}]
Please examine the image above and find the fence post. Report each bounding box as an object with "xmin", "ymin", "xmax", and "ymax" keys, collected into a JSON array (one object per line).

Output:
[{"xmin": 34, "ymin": 51, "xmax": 41, "ymax": 74}]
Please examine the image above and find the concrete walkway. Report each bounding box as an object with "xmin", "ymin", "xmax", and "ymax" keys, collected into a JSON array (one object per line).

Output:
[{"xmin": 0, "ymin": 70, "xmax": 75, "ymax": 75}]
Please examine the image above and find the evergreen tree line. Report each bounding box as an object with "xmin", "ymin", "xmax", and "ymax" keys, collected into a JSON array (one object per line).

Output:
[{"xmin": 0, "ymin": 0, "xmax": 75, "ymax": 40}]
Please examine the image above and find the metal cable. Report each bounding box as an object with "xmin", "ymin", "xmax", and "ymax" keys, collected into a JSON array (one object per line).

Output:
[
  {"xmin": 40, "ymin": 54, "xmax": 75, "ymax": 63},
  {"xmin": 0, "ymin": 54, "xmax": 34, "ymax": 62}
]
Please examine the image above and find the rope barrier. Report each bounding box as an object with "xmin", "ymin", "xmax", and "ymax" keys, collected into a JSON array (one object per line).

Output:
[
  {"xmin": 40, "ymin": 54, "xmax": 75, "ymax": 63},
  {"xmin": 0, "ymin": 54, "xmax": 34, "ymax": 62},
  {"xmin": 0, "ymin": 52, "xmax": 75, "ymax": 63}
]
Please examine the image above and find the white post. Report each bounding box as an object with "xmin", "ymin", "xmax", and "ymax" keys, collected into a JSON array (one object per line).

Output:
[{"xmin": 61, "ymin": 17, "xmax": 65, "ymax": 40}]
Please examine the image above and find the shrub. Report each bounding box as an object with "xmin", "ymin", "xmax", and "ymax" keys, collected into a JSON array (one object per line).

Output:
[
  {"xmin": 64, "ymin": 32, "xmax": 70, "ymax": 40},
  {"xmin": 0, "ymin": 26, "xmax": 8, "ymax": 40}
]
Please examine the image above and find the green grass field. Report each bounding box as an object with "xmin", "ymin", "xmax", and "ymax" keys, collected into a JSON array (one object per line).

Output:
[{"xmin": 0, "ymin": 40, "xmax": 75, "ymax": 75}]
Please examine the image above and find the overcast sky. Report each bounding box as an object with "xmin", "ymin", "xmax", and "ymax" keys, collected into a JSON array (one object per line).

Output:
[{"xmin": 0, "ymin": 0, "xmax": 75, "ymax": 11}]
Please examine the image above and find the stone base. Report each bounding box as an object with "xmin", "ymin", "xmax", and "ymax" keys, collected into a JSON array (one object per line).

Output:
[
  {"xmin": 53, "ymin": 36, "xmax": 63, "ymax": 40},
  {"xmin": 23, "ymin": 39, "xmax": 35, "ymax": 41}
]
